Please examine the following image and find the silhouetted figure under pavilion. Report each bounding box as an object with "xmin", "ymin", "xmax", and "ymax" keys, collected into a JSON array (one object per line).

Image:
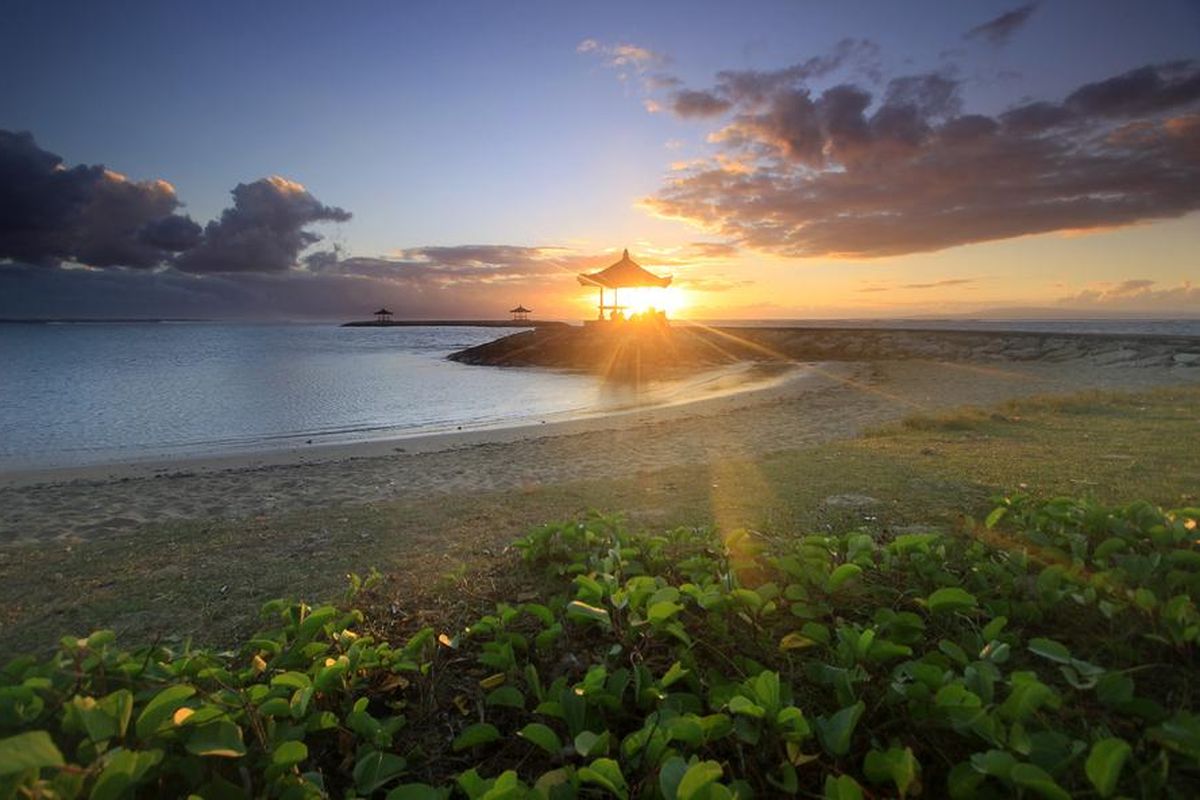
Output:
[
  {"xmin": 577, "ymin": 249, "xmax": 672, "ymax": 321},
  {"xmin": 509, "ymin": 305, "xmax": 532, "ymax": 321},
  {"xmin": 374, "ymin": 308, "xmax": 393, "ymax": 323}
]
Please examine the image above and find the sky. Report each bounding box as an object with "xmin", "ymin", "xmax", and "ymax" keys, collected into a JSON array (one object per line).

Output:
[{"xmin": 1, "ymin": 0, "xmax": 1198, "ymax": 320}]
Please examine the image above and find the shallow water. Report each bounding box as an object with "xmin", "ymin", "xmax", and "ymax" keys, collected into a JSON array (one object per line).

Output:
[{"xmin": 0, "ymin": 323, "xmax": 751, "ymax": 470}]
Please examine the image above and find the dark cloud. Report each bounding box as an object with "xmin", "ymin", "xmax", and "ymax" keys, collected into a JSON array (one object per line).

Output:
[
  {"xmin": 308, "ymin": 245, "xmax": 584, "ymax": 286},
  {"xmin": 1065, "ymin": 62, "xmax": 1200, "ymax": 118},
  {"xmin": 0, "ymin": 130, "xmax": 350, "ymax": 275},
  {"xmin": 671, "ymin": 90, "xmax": 733, "ymax": 119},
  {"xmin": 710, "ymin": 38, "xmax": 882, "ymax": 108},
  {"xmin": 645, "ymin": 61, "xmax": 1200, "ymax": 258},
  {"xmin": 0, "ymin": 130, "xmax": 198, "ymax": 268},
  {"xmin": 174, "ymin": 177, "xmax": 350, "ymax": 273},
  {"xmin": 964, "ymin": 3, "xmax": 1039, "ymax": 46}
]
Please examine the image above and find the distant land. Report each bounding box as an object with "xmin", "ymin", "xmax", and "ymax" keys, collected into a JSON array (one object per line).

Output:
[
  {"xmin": 340, "ymin": 319, "xmax": 568, "ymax": 328},
  {"xmin": 0, "ymin": 318, "xmax": 211, "ymax": 324}
]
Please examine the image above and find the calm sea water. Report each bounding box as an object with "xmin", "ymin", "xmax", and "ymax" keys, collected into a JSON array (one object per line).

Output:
[
  {"xmin": 2, "ymin": 318, "xmax": 1196, "ymax": 471},
  {"xmin": 0, "ymin": 323, "xmax": 685, "ymax": 471}
]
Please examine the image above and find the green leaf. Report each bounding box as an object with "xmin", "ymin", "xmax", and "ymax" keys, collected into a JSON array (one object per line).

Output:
[
  {"xmin": 135, "ymin": 685, "xmax": 196, "ymax": 739},
  {"xmin": 677, "ymin": 761, "xmax": 723, "ymax": 800},
  {"xmin": 1085, "ymin": 737, "xmax": 1131, "ymax": 798},
  {"xmin": 648, "ymin": 600, "xmax": 684, "ymax": 624},
  {"xmin": 0, "ymin": 731, "xmax": 64, "ymax": 775},
  {"xmin": 578, "ymin": 758, "xmax": 628, "ymax": 799},
  {"xmin": 824, "ymin": 774, "xmax": 864, "ymax": 800},
  {"xmin": 926, "ymin": 587, "xmax": 977, "ymax": 614},
  {"xmin": 1027, "ymin": 638, "xmax": 1072, "ymax": 664},
  {"xmin": 728, "ymin": 696, "xmax": 764, "ymax": 718},
  {"xmin": 1009, "ymin": 763, "xmax": 1070, "ymax": 800},
  {"xmin": 387, "ymin": 783, "xmax": 447, "ymax": 800},
  {"xmin": 485, "ymin": 686, "xmax": 525, "ymax": 709},
  {"xmin": 355, "ymin": 750, "xmax": 408, "ymax": 794},
  {"xmin": 816, "ymin": 702, "xmax": 865, "ymax": 756},
  {"xmin": 566, "ymin": 601, "xmax": 611, "ymax": 627},
  {"xmin": 185, "ymin": 720, "xmax": 247, "ymax": 758},
  {"xmin": 90, "ymin": 749, "xmax": 163, "ymax": 800},
  {"xmin": 661, "ymin": 661, "xmax": 689, "ymax": 688},
  {"xmin": 575, "ymin": 730, "xmax": 608, "ymax": 757},
  {"xmin": 272, "ymin": 740, "xmax": 308, "ymax": 768},
  {"xmin": 72, "ymin": 690, "xmax": 134, "ymax": 743},
  {"xmin": 828, "ymin": 563, "xmax": 863, "ymax": 591},
  {"xmin": 779, "ymin": 632, "xmax": 818, "ymax": 651},
  {"xmin": 863, "ymin": 746, "xmax": 920, "ymax": 798},
  {"xmin": 659, "ymin": 756, "xmax": 688, "ymax": 800},
  {"xmin": 984, "ymin": 506, "xmax": 1007, "ymax": 528},
  {"xmin": 452, "ymin": 723, "xmax": 500, "ymax": 751},
  {"xmin": 999, "ymin": 672, "xmax": 1060, "ymax": 722},
  {"xmin": 517, "ymin": 723, "xmax": 562, "ymax": 756},
  {"xmin": 271, "ymin": 671, "xmax": 312, "ymax": 690}
]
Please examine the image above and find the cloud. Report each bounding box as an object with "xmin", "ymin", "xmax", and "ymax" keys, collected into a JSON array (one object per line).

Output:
[
  {"xmin": 964, "ymin": 3, "xmax": 1039, "ymax": 46},
  {"xmin": 901, "ymin": 278, "xmax": 976, "ymax": 289},
  {"xmin": 308, "ymin": 245, "xmax": 587, "ymax": 286},
  {"xmin": 576, "ymin": 38, "xmax": 671, "ymax": 91},
  {"xmin": 1, "ymin": 130, "xmax": 351, "ymax": 275},
  {"xmin": 1064, "ymin": 62, "xmax": 1200, "ymax": 118},
  {"xmin": 675, "ymin": 275, "xmax": 754, "ymax": 292},
  {"xmin": 1058, "ymin": 279, "xmax": 1200, "ymax": 311},
  {"xmin": 174, "ymin": 176, "xmax": 350, "ymax": 273},
  {"xmin": 0, "ymin": 244, "xmax": 684, "ymax": 320},
  {"xmin": 671, "ymin": 90, "xmax": 733, "ymax": 119},
  {"xmin": 686, "ymin": 241, "xmax": 739, "ymax": 259},
  {"xmin": 858, "ymin": 278, "xmax": 976, "ymax": 292},
  {"xmin": 643, "ymin": 61, "xmax": 1200, "ymax": 258},
  {"xmin": 0, "ymin": 130, "xmax": 199, "ymax": 268}
]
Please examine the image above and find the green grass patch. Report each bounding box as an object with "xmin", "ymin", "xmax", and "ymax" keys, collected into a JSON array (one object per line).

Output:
[{"xmin": 2, "ymin": 497, "xmax": 1199, "ymax": 798}]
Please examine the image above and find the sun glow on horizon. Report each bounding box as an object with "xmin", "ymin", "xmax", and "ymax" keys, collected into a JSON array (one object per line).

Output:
[{"xmin": 617, "ymin": 286, "xmax": 688, "ymax": 318}]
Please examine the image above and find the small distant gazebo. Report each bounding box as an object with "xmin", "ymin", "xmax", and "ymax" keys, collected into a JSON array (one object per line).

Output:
[
  {"xmin": 509, "ymin": 305, "xmax": 532, "ymax": 321},
  {"xmin": 578, "ymin": 249, "xmax": 672, "ymax": 320},
  {"xmin": 374, "ymin": 307, "xmax": 393, "ymax": 324}
]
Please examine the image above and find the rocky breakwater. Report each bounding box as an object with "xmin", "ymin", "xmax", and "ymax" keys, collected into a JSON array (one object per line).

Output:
[{"xmin": 448, "ymin": 325, "xmax": 1200, "ymax": 374}]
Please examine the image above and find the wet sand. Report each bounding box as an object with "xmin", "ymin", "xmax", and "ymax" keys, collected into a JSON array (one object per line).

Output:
[{"xmin": 1, "ymin": 357, "xmax": 1196, "ymax": 543}]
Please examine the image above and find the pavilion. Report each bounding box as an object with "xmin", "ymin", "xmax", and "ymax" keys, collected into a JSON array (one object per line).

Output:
[
  {"xmin": 509, "ymin": 305, "xmax": 532, "ymax": 321},
  {"xmin": 373, "ymin": 307, "xmax": 393, "ymax": 323},
  {"xmin": 577, "ymin": 249, "xmax": 672, "ymax": 321}
]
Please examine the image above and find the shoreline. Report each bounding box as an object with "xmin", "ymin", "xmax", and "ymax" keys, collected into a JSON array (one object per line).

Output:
[
  {"xmin": 0, "ymin": 360, "xmax": 810, "ymax": 489},
  {"xmin": 2, "ymin": 356, "xmax": 1197, "ymax": 544}
]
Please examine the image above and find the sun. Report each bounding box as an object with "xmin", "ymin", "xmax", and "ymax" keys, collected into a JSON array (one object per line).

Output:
[{"xmin": 621, "ymin": 286, "xmax": 687, "ymax": 318}]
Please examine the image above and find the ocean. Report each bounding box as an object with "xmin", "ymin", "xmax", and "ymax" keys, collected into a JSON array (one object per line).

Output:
[
  {"xmin": 0, "ymin": 323, "xmax": 672, "ymax": 471},
  {"xmin": 2, "ymin": 318, "xmax": 1196, "ymax": 471}
]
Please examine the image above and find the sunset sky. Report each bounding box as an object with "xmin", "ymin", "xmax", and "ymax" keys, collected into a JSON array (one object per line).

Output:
[{"xmin": 2, "ymin": 0, "xmax": 1198, "ymax": 320}]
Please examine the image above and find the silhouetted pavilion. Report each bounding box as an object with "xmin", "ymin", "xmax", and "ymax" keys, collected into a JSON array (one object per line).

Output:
[
  {"xmin": 509, "ymin": 305, "xmax": 532, "ymax": 321},
  {"xmin": 577, "ymin": 249, "xmax": 672, "ymax": 320},
  {"xmin": 374, "ymin": 308, "xmax": 393, "ymax": 323}
]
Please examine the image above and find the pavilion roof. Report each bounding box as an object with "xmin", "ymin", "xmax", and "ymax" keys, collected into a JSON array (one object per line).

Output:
[
  {"xmin": 510, "ymin": 305, "xmax": 532, "ymax": 313},
  {"xmin": 577, "ymin": 249, "xmax": 671, "ymax": 289},
  {"xmin": 374, "ymin": 307, "xmax": 393, "ymax": 315}
]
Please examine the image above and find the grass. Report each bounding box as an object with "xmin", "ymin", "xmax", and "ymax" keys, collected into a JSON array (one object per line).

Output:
[
  {"xmin": 1, "ymin": 384, "xmax": 1197, "ymax": 656},
  {"xmin": 4, "ymin": 499, "xmax": 1198, "ymax": 797}
]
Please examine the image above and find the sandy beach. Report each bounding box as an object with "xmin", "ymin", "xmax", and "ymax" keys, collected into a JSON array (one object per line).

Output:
[{"xmin": 2, "ymin": 355, "xmax": 1196, "ymax": 543}]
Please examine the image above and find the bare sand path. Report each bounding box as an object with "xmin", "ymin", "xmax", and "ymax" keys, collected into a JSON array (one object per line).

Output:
[{"xmin": 1, "ymin": 358, "xmax": 1195, "ymax": 543}]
